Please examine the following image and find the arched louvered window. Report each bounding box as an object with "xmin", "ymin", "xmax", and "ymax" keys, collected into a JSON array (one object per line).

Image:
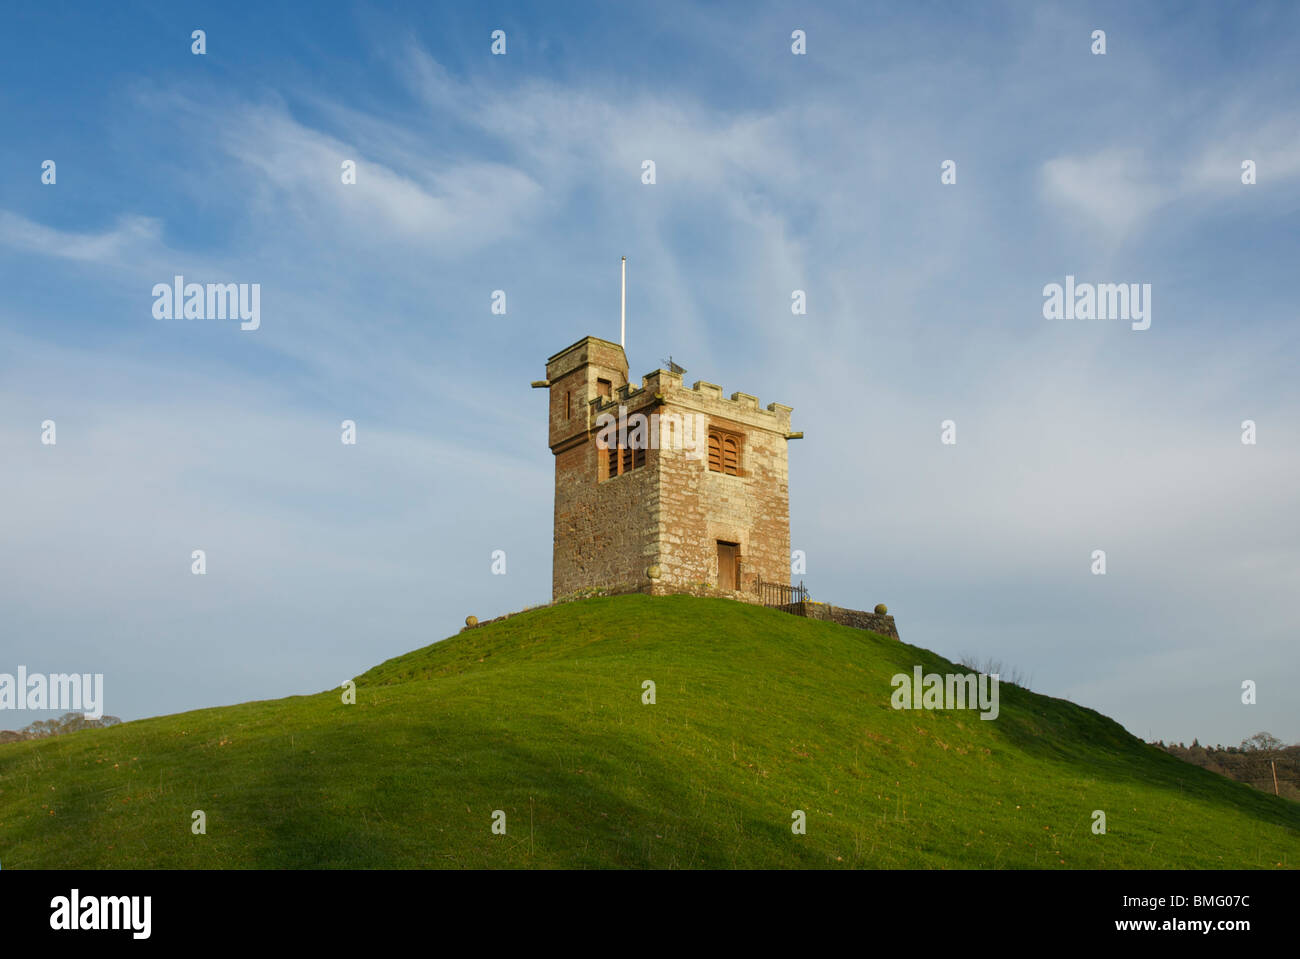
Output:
[{"xmin": 708, "ymin": 427, "xmax": 742, "ymax": 476}]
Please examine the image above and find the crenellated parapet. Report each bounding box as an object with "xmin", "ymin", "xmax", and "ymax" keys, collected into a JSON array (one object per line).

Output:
[{"xmin": 588, "ymin": 368, "xmax": 794, "ymax": 437}]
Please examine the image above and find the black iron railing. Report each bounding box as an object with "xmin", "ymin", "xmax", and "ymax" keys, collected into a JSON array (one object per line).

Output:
[{"xmin": 756, "ymin": 576, "xmax": 808, "ymax": 608}]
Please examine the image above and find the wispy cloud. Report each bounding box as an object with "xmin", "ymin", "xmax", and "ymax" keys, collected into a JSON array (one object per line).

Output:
[
  {"xmin": 1040, "ymin": 147, "xmax": 1173, "ymax": 240},
  {"xmin": 0, "ymin": 212, "xmax": 163, "ymax": 264}
]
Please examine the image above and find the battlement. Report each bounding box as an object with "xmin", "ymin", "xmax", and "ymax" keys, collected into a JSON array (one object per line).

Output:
[
  {"xmin": 655, "ymin": 370, "xmax": 793, "ymax": 433},
  {"xmin": 586, "ymin": 367, "xmax": 794, "ymax": 435}
]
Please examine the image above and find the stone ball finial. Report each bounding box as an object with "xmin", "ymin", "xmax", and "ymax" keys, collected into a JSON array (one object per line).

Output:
[
  {"xmin": 874, "ymin": 604, "xmax": 888, "ymax": 615},
  {"xmin": 465, "ymin": 615, "xmax": 478, "ymax": 627}
]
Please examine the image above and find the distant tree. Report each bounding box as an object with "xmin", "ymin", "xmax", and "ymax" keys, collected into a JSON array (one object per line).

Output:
[
  {"xmin": 4, "ymin": 713, "xmax": 123, "ymax": 744},
  {"xmin": 1241, "ymin": 731, "xmax": 1284, "ymax": 752},
  {"xmin": 955, "ymin": 655, "xmax": 1031, "ymax": 689}
]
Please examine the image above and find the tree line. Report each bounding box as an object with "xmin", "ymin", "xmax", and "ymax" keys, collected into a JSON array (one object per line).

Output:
[
  {"xmin": 1152, "ymin": 732, "xmax": 1299, "ymax": 801},
  {"xmin": 0, "ymin": 712, "xmax": 122, "ymax": 744}
]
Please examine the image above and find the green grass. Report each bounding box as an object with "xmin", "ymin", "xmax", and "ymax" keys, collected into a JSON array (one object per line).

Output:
[{"xmin": 1, "ymin": 594, "xmax": 1295, "ymax": 868}]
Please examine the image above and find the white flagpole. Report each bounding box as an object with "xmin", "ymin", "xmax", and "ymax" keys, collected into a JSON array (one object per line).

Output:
[{"xmin": 620, "ymin": 256, "xmax": 626, "ymax": 349}]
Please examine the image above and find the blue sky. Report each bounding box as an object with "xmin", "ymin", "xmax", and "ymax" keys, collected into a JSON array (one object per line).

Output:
[{"xmin": 1, "ymin": 1, "xmax": 1297, "ymax": 745}]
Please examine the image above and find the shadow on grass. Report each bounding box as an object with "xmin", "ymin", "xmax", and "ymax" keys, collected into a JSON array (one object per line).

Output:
[{"xmin": 236, "ymin": 709, "xmax": 832, "ymax": 869}]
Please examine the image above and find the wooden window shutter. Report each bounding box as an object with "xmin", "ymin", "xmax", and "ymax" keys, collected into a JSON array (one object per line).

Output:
[
  {"xmin": 723, "ymin": 435, "xmax": 739, "ymax": 475},
  {"xmin": 708, "ymin": 429, "xmax": 722, "ymax": 472}
]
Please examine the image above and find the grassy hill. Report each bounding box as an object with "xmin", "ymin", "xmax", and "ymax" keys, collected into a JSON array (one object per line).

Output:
[{"xmin": 1, "ymin": 594, "xmax": 1296, "ymax": 868}]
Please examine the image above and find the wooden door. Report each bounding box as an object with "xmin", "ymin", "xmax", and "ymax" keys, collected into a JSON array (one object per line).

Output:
[{"xmin": 717, "ymin": 542, "xmax": 738, "ymax": 591}]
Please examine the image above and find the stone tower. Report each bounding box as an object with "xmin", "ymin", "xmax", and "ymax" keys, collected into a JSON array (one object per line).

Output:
[{"xmin": 538, "ymin": 335, "xmax": 796, "ymax": 602}]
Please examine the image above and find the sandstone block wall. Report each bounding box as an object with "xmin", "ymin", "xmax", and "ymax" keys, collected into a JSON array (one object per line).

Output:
[
  {"xmin": 791, "ymin": 601, "xmax": 901, "ymax": 640},
  {"xmin": 649, "ymin": 374, "xmax": 791, "ymax": 601},
  {"xmin": 552, "ymin": 437, "xmax": 657, "ymax": 597}
]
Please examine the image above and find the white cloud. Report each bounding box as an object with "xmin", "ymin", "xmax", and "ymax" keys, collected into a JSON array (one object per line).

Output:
[
  {"xmin": 214, "ymin": 102, "xmax": 548, "ymax": 252},
  {"xmin": 0, "ymin": 212, "xmax": 163, "ymax": 264},
  {"xmin": 1040, "ymin": 147, "xmax": 1172, "ymax": 239},
  {"xmin": 1185, "ymin": 114, "xmax": 1300, "ymax": 189}
]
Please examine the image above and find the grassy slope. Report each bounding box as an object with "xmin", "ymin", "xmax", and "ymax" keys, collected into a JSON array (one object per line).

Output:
[{"xmin": 1, "ymin": 594, "xmax": 1295, "ymax": 869}]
